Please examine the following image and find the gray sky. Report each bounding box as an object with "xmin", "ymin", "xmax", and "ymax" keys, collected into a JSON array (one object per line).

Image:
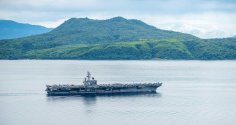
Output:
[{"xmin": 0, "ymin": 0, "xmax": 236, "ymax": 38}]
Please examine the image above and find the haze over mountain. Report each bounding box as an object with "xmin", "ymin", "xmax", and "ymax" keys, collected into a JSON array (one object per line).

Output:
[
  {"xmin": 0, "ymin": 20, "xmax": 52, "ymax": 40},
  {"xmin": 0, "ymin": 17, "xmax": 235, "ymax": 60}
]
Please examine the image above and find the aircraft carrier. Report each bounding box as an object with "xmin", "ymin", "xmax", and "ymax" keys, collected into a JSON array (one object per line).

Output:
[{"xmin": 46, "ymin": 72, "xmax": 162, "ymax": 96}]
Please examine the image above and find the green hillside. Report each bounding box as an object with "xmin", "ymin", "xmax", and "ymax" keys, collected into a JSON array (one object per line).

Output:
[
  {"xmin": 0, "ymin": 17, "xmax": 235, "ymax": 60},
  {"xmin": 24, "ymin": 39, "xmax": 193, "ymax": 59}
]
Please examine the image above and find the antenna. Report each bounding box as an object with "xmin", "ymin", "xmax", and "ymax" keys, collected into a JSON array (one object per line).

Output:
[{"xmin": 87, "ymin": 71, "xmax": 91, "ymax": 80}]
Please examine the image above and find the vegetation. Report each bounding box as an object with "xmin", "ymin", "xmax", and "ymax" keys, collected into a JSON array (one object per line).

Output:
[{"xmin": 0, "ymin": 17, "xmax": 235, "ymax": 60}]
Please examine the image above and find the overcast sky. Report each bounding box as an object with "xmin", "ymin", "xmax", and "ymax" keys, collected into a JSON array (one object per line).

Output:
[{"xmin": 0, "ymin": 0, "xmax": 236, "ymax": 38}]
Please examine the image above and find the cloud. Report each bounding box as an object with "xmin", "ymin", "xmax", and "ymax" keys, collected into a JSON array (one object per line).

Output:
[
  {"xmin": 1, "ymin": 0, "xmax": 235, "ymax": 14},
  {"xmin": 140, "ymin": 12, "xmax": 236, "ymax": 38},
  {"xmin": 0, "ymin": 0, "xmax": 235, "ymax": 38}
]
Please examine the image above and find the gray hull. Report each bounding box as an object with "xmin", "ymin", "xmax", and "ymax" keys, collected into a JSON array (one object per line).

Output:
[{"xmin": 46, "ymin": 83, "xmax": 162, "ymax": 96}]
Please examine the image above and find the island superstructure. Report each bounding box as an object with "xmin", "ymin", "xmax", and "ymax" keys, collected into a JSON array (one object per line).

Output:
[{"xmin": 46, "ymin": 72, "xmax": 162, "ymax": 96}]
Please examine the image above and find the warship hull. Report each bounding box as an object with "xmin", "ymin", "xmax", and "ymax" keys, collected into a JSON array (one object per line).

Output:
[
  {"xmin": 46, "ymin": 72, "xmax": 162, "ymax": 96},
  {"xmin": 46, "ymin": 83, "xmax": 162, "ymax": 96}
]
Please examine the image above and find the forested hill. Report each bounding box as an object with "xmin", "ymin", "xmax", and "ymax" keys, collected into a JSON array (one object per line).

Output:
[
  {"xmin": 0, "ymin": 17, "xmax": 235, "ymax": 60},
  {"xmin": 0, "ymin": 20, "xmax": 52, "ymax": 39}
]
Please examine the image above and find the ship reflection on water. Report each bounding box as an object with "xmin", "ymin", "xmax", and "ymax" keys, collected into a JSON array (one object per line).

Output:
[
  {"xmin": 45, "ymin": 93, "xmax": 162, "ymax": 116},
  {"xmin": 46, "ymin": 92, "xmax": 162, "ymax": 104}
]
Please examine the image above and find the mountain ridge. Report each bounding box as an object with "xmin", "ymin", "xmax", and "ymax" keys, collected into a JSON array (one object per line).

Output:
[
  {"xmin": 0, "ymin": 17, "xmax": 235, "ymax": 60},
  {"xmin": 0, "ymin": 20, "xmax": 52, "ymax": 40}
]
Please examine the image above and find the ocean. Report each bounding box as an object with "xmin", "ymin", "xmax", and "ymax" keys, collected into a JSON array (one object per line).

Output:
[{"xmin": 0, "ymin": 60, "xmax": 236, "ymax": 125}]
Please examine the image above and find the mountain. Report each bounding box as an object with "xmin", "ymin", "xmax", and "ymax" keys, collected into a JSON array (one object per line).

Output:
[
  {"xmin": 0, "ymin": 17, "xmax": 235, "ymax": 60},
  {"xmin": 48, "ymin": 17, "xmax": 197, "ymax": 44},
  {"xmin": 0, "ymin": 20, "xmax": 52, "ymax": 39}
]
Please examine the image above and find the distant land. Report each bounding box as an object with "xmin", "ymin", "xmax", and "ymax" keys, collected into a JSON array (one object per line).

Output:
[
  {"xmin": 0, "ymin": 20, "xmax": 52, "ymax": 39},
  {"xmin": 0, "ymin": 17, "xmax": 235, "ymax": 60}
]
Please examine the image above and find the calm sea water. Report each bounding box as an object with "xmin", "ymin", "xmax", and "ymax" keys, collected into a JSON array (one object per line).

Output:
[{"xmin": 0, "ymin": 60, "xmax": 236, "ymax": 125}]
